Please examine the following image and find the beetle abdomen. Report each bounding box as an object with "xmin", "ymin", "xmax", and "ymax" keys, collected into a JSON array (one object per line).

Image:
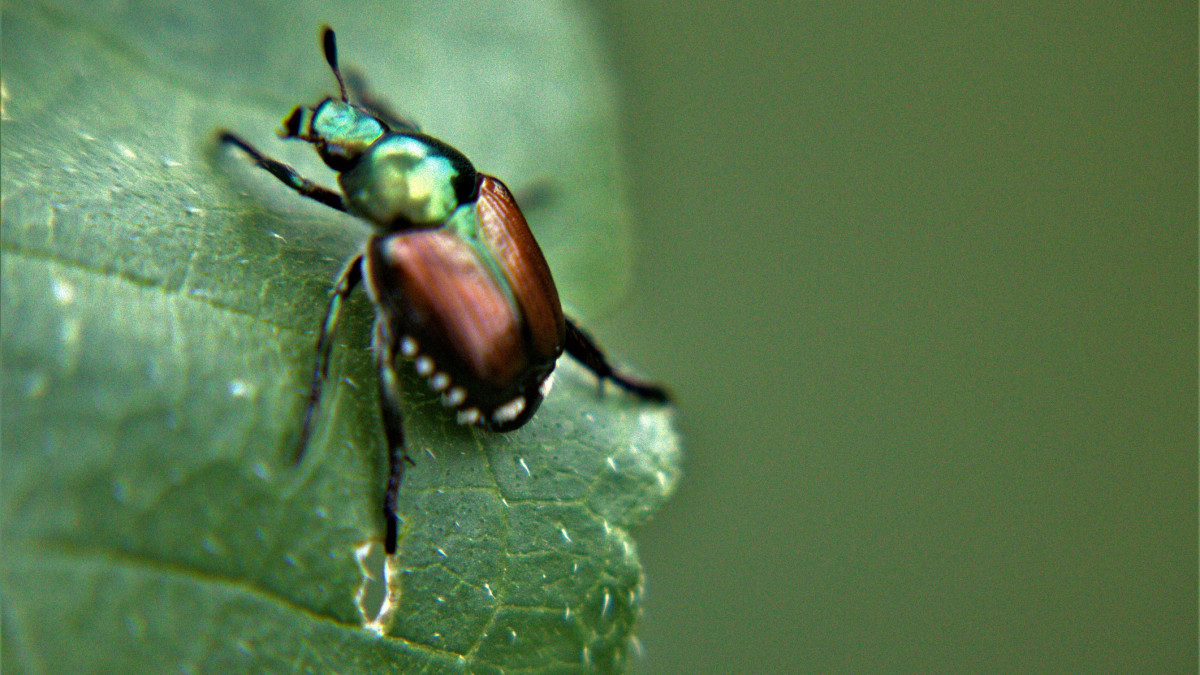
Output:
[
  {"xmin": 362, "ymin": 175, "xmax": 567, "ymax": 431},
  {"xmin": 369, "ymin": 228, "xmax": 524, "ymax": 388}
]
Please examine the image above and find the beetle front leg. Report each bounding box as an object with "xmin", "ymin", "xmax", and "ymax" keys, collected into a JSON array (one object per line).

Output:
[
  {"xmin": 373, "ymin": 320, "xmax": 414, "ymax": 555},
  {"xmin": 564, "ymin": 319, "xmax": 670, "ymax": 402},
  {"xmin": 295, "ymin": 255, "xmax": 364, "ymax": 462},
  {"xmin": 218, "ymin": 131, "xmax": 348, "ymax": 213}
]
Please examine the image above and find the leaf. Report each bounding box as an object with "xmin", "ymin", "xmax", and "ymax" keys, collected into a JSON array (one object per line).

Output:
[{"xmin": 1, "ymin": 2, "xmax": 681, "ymax": 673}]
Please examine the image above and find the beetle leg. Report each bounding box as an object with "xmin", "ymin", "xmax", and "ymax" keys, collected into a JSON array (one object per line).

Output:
[
  {"xmin": 564, "ymin": 319, "xmax": 670, "ymax": 402},
  {"xmin": 373, "ymin": 320, "xmax": 413, "ymax": 555},
  {"xmin": 295, "ymin": 255, "xmax": 364, "ymax": 462},
  {"xmin": 218, "ymin": 131, "xmax": 348, "ymax": 213}
]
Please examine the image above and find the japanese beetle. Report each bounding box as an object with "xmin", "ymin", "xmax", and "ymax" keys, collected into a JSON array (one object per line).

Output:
[{"xmin": 218, "ymin": 27, "xmax": 668, "ymax": 555}]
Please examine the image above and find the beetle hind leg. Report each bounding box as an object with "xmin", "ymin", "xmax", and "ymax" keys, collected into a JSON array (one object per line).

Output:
[{"xmin": 564, "ymin": 319, "xmax": 670, "ymax": 403}]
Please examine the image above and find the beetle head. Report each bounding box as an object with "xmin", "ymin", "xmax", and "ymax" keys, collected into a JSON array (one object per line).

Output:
[{"xmin": 281, "ymin": 99, "xmax": 386, "ymax": 171}]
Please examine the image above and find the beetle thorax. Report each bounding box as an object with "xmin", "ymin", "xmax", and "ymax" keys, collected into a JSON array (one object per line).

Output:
[{"xmin": 340, "ymin": 134, "xmax": 466, "ymax": 230}]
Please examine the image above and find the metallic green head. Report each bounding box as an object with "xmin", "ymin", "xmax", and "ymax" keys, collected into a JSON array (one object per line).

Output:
[{"xmin": 282, "ymin": 99, "xmax": 385, "ymax": 170}]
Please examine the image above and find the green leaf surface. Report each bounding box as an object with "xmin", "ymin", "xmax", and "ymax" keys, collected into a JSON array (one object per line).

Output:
[{"xmin": 1, "ymin": 2, "xmax": 681, "ymax": 673}]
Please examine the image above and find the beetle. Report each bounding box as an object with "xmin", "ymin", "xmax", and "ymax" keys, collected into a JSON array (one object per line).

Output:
[{"xmin": 218, "ymin": 27, "xmax": 668, "ymax": 555}]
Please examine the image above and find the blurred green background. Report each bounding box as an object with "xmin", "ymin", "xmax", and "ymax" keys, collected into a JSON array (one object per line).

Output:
[{"xmin": 594, "ymin": 2, "xmax": 1196, "ymax": 673}]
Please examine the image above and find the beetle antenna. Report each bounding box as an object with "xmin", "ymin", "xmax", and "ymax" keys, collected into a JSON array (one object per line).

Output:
[{"xmin": 321, "ymin": 26, "xmax": 350, "ymax": 103}]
